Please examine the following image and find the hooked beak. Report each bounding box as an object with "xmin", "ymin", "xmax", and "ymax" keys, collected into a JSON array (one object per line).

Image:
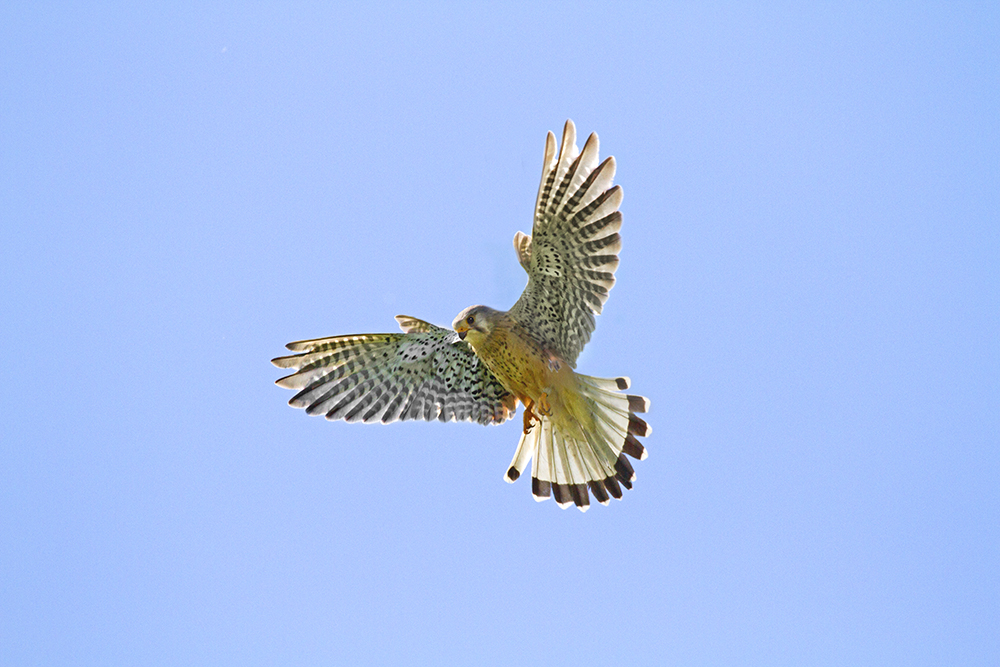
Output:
[{"xmin": 457, "ymin": 330, "xmax": 467, "ymax": 340}]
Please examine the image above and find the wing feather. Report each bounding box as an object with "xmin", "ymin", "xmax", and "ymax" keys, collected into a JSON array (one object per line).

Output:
[
  {"xmin": 272, "ymin": 317, "xmax": 516, "ymax": 426},
  {"xmin": 509, "ymin": 120, "xmax": 625, "ymax": 365}
]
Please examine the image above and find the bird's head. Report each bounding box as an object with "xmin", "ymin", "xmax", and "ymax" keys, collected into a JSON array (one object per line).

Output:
[{"xmin": 453, "ymin": 305, "xmax": 500, "ymax": 345}]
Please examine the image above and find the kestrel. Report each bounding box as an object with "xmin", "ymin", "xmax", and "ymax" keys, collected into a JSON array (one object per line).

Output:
[{"xmin": 272, "ymin": 120, "xmax": 649, "ymax": 511}]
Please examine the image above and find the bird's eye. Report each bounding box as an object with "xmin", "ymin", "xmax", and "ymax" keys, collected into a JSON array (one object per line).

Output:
[{"xmin": 466, "ymin": 315, "xmax": 475, "ymax": 325}]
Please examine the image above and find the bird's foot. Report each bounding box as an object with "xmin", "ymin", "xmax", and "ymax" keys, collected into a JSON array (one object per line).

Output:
[
  {"xmin": 537, "ymin": 392, "xmax": 552, "ymax": 417},
  {"xmin": 522, "ymin": 401, "xmax": 539, "ymax": 435}
]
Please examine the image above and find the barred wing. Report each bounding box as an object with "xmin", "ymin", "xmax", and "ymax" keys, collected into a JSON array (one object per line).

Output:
[
  {"xmin": 272, "ymin": 315, "xmax": 516, "ymax": 425},
  {"xmin": 508, "ymin": 120, "xmax": 624, "ymax": 367}
]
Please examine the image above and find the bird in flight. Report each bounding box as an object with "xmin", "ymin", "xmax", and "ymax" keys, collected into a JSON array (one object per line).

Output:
[{"xmin": 272, "ymin": 120, "xmax": 649, "ymax": 511}]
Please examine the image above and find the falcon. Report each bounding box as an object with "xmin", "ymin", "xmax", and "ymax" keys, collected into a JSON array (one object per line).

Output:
[{"xmin": 272, "ymin": 120, "xmax": 650, "ymax": 511}]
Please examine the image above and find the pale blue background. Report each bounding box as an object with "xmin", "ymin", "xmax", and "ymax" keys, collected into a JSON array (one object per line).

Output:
[{"xmin": 2, "ymin": 3, "xmax": 997, "ymax": 665}]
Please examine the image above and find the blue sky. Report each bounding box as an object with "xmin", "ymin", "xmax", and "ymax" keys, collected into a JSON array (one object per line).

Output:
[{"xmin": 2, "ymin": 3, "xmax": 997, "ymax": 665}]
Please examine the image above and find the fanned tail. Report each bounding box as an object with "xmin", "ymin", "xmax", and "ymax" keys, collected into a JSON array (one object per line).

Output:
[{"xmin": 503, "ymin": 374, "xmax": 649, "ymax": 512}]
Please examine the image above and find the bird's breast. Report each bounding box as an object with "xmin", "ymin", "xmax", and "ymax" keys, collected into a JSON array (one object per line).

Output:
[{"xmin": 476, "ymin": 322, "xmax": 565, "ymax": 402}]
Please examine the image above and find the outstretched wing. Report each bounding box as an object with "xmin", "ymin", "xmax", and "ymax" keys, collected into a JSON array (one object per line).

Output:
[
  {"xmin": 272, "ymin": 316, "xmax": 516, "ymax": 425},
  {"xmin": 508, "ymin": 120, "xmax": 624, "ymax": 367}
]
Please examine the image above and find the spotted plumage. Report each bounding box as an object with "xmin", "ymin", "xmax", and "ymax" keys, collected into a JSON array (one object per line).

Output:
[
  {"xmin": 273, "ymin": 120, "xmax": 649, "ymax": 511},
  {"xmin": 509, "ymin": 122, "xmax": 623, "ymax": 367},
  {"xmin": 272, "ymin": 316, "xmax": 515, "ymax": 425}
]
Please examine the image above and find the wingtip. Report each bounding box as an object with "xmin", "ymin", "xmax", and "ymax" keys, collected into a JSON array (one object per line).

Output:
[
  {"xmin": 543, "ymin": 131, "xmax": 557, "ymax": 166},
  {"xmin": 558, "ymin": 120, "xmax": 577, "ymax": 160}
]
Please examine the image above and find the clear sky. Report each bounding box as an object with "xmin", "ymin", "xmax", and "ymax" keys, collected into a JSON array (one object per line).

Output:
[{"xmin": 2, "ymin": 3, "xmax": 997, "ymax": 665}]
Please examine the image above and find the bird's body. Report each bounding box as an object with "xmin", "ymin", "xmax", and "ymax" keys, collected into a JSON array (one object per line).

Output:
[
  {"xmin": 273, "ymin": 120, "xmax": 649, "ymax": 511},
  {"xmin": 457, "ymin": 307, "xmax": 580, "ymax": 433},
  {"xmin": 459, "ymin": 308, "xmax": 560, "ymax": 405}
]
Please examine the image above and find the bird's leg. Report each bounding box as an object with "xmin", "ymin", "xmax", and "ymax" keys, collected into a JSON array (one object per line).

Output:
[
  {"xmin": 537, "ymin": 391, "xmax": 552, "ymax": 417},
  {"xmin": 522, "ymin": 399, "xmax": 539, "ymax": 434}
]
